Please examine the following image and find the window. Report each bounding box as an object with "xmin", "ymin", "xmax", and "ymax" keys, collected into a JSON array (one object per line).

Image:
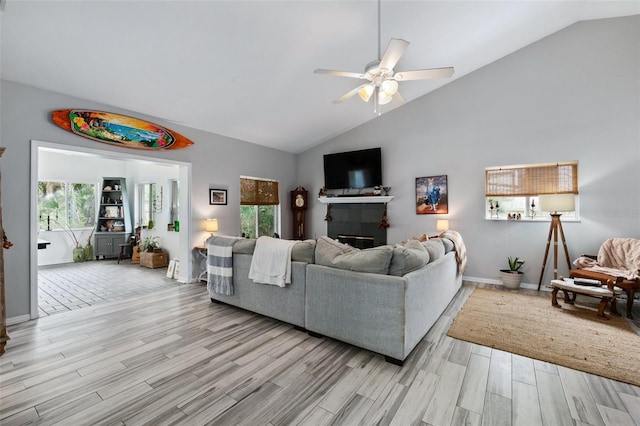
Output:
[
  {"xmin": 485, "ymin": 161, "xmax": 579, "ymax": 220},
  {"xmin": 240, "ymin": 177, "xmax": 280, "ymax": 238},
  {"xmin": 169, "ymin": 179, "xmax": 179, "ymax": 226},
  {"xmin": 138, "ymin": 183, "xmax": 157, "ymax": 228},
  {"xmin": 38, "ymin": 181, "xmax": 96, "ymax": 230}
]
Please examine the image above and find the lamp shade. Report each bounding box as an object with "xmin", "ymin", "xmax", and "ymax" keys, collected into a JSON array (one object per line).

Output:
[
  {"xmin": 381, "ymin": 79, "xmax": 399, "ymax": 96},
  {"xmin": 358, "ymin": 84, "xmax": 374, "ymax": 102},
  {"xmin": 539, "ymin": 194, "xmax": 575, "ymax": 213},
  {"xmin": 378, "ymin": 89, "xmax": 393, "ymax": 105},
  {"xmin": 205, "ymin": 218, "xmax": 219, "ymax": 233},
  {"xmin": 436, "ymin": 219, "xmax": 449, "ymax": 232}
]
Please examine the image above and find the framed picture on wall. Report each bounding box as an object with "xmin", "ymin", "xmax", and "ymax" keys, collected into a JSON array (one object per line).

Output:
[
  {"xmin": 209, "ymin": 189, "xmax": 227, "ymax": 205},
  {"xmin": 416, "ymin": 175, "xmax": 448, "ymax": 214}
]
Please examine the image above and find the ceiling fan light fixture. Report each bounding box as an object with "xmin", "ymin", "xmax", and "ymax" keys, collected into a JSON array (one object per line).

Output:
[
  {"xmin": 358, "ymin": 84, "xmax": 374, "ymax": 102},
  {"xmin": 380, "ymin": 79, "xmax": 399, "ymax": 96},
  {"xmin": 378, "ymin": 89, "xmax": 393, "ymax": 105}
]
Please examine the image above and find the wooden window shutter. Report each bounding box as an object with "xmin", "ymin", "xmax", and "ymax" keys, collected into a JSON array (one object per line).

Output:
[
  {"xmin": 485, "ymin": 161, "xmax": 578, "ymax": 197},
  {"xmin": 240, "ymin": 177, "xmax": 280, "ymax": 206}
]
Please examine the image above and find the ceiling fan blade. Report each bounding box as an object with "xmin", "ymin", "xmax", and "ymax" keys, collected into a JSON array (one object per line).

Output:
[
  {"xmin": 379, "ymin": 39, "xmax": 409, "ymax": 71},
  {"xmin": 332, "ymin": 84, "xmax": 370, "ymax": 104},
  {"xmin": 394, "ymin": 67, "xmax": 454, "ymax": 81},
  {"xmin": 394, "ymin": 90, "xmax": 406, "ymax": 103},
  {"xmin": 314, "ymin": 69, "xmax": 365, "ymax": 79}
]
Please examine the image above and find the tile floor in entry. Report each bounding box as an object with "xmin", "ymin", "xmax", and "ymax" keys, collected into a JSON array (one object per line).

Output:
[{"xmin": 38, "ymin": 259, "xmax": 183, "ymax": 317}]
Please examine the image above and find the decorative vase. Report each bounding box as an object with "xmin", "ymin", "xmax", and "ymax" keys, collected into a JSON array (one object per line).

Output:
[
  {"xmin": 500, "ymin": 270, "xmax": 523, "ymax": 289},
  {"xmin": 83, "ymin": 243, "xmax": 94, "ymax": 261},
  {"xmin": 72, "ymin": 246, "xmax": 85, "ymax": 262}
]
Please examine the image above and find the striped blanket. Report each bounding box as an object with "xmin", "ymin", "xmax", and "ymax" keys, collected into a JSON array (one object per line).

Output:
[
  {"xmin": 207, "ymin": 235, "xmax": 240, "ymax": 296},
  {"xmin": 442, "ymin": 230, "xmax": 467, "ymax": 275}
]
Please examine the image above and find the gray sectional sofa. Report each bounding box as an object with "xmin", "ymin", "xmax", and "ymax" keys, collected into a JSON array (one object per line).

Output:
[{"xmin": 208, "ymin": 235, "xmax": 463, "ymax": 364}]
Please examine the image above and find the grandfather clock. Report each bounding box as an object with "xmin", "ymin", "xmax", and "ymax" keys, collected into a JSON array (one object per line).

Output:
[{"xmin": 290, "ymin": 187, "xmax": 308, "ymax": 240}]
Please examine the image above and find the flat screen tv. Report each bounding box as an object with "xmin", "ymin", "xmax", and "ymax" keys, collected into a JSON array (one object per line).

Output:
[{"xmin": 323, "ymin": 148, "xmax": 382, "ymax": 190}]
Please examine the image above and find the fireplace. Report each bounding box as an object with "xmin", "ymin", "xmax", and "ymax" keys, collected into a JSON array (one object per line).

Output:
[
  {"xmin": 327, "ymin": 203, "xmax": 387, "ymax": 247},
  {"xmin": 337, "ymin": 235, "xmax": 375, "ymax": 249}
]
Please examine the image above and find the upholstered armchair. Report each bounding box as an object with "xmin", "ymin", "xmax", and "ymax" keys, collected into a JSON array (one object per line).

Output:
[{"xmin": 570, "ymin": 238, "xmax": 640, "ymax": 319}]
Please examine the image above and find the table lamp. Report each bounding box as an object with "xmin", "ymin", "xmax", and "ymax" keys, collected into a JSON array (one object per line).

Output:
[
  {"xmin": 436, "ymin": 219, "xmax": 449, "ymax": 235},
  {"xmin": 205, "ymin": 218, "xmax": 219, "ymax": 236}
]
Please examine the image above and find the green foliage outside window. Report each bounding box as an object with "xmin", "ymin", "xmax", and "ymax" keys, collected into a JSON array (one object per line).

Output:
[
  {"xmin": 38, "ymin": 181, "xmax": 96, "ymax": 230},
  {"xmin": 240, "ymin": 205, "xmax": 277, "ymax": 238}
]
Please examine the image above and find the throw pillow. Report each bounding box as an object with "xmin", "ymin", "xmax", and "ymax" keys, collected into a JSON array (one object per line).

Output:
[
  {"xmin": 389, "ymin": 240, "xmax": 430, "ymax": 276},
  {"xmin": 315, "ymin": 236, "xmax": 357, "ymax": 267},
  {"xmin": 291, "ymin": 239, "xmax": 316, "ymax": 263},
  {"xmin": 423, "ymin": 239, "xmax": 445, "ymax": 262},
  {"xmin": 332, "ymin": 245, "xmax": 394, "ymax": 275},
  {"xmin": 430, "ymin": 237, "xmax": 454, "ymax": 253}
]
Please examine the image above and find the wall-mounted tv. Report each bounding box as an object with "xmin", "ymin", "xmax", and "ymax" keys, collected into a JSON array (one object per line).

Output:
[{"xmin": 323, "ymin": 148, "xmax": 382, "ymax": 190}]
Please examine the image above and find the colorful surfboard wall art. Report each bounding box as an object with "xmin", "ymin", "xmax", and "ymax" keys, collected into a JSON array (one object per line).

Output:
[{"xmin": 51, "ymin": 109, "xmax": 194, "ymax": 150}]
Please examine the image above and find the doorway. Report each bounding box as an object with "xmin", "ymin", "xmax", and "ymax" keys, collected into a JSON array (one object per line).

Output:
[{"xmin": 30, "ymin": 140, "xmax": 192, "ymax": 320}]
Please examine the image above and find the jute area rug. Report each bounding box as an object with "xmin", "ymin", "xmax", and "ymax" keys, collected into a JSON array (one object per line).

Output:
[{"xmin": 447, "ymin": 288, "xmax": 640, "ymax": 386}]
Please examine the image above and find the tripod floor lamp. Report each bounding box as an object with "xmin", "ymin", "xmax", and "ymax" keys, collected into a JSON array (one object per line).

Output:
[{"xmin": 537, "ymin": 194, "xmax": 575, "ymax": 290}]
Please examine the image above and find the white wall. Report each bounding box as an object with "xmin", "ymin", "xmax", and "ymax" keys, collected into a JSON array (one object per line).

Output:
[
  {"xmin": 1, "ymin": 81, "xmax": 298, "ymax": 321},
  {"xmin": 37, "ymin": 150, "xmax": 181, "ymax": 265},
  {"xmin": 124, "ymin": 161, "xmax": 181, "ymax": 260},
  {"xmin": 298, "ymin": 16, "xmax": 640, "ymax": 285}
]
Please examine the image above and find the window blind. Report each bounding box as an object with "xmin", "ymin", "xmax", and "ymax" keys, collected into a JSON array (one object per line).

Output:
[
  {"xmin": 485, "ymin": 161, "xmax": 578, "ymax": 197},
  {"xmin": 240, "ymin": 177, "xmax": 280, "ymax": 206}
]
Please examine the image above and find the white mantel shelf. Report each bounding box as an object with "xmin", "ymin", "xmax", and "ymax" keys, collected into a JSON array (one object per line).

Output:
[{"xmin": 318, "ymin": 196, "xmax": 393, "ymax": 204}]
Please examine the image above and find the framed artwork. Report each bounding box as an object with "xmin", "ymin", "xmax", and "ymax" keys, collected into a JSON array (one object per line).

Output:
[
  {"xmin": 104, "ymin": 206, "xmax": 120, "ymax": 218},
  {"xmin": 416, "ymin": 175, "xmax": 448, "ymax": 214},
  {"xmin": 209, "ymin": 189, "xmax": 227, "ymax": 205}
]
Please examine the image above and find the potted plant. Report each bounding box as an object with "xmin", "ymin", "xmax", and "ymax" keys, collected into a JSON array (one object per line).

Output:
[
  {"xmin": 141, "ymin": 235, "xmax": 160, "ymax": 253},
  {"xmin": 500, "ymin": 256, "xmax": 525, "ymax": 289},
  {"xmin": 139, "ymin": 236, "xmax": 167, "ymax": 268}
]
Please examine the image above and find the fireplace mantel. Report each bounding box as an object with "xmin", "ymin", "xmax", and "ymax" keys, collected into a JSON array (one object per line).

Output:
[{"xmin": 318, "ymin": 196, "xmax": 393, "ymax": 204}]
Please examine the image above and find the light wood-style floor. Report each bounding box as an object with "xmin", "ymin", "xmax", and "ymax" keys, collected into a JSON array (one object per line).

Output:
[{"xmin": 2, "ymin": 269, "xmax": 639, "ymax": 425}]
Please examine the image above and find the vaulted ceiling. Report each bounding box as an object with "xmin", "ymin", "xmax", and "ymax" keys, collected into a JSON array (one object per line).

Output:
[{"xmin": 1, "ymin": 1, "xmax": 638, "ymax": 153}]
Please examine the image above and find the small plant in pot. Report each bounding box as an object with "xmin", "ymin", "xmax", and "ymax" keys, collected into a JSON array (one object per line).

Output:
[
  {"xmin": 500, "ymin": 256, "xmax": 525, "ymax": 289},
  {"xmin": 141, "ymin": 236, "xmax": 160, "ymax": 253}
]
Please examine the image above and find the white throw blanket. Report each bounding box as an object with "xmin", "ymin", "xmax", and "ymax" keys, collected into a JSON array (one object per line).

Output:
[
  {"xmin": 248, "ymin": 236, "xmax": 297, "ymax": 287},
  {"xmin": 442, "ymin": 229, "xmax": 467, "ymax": 275},
  {"xmin": 573, "ymin": 237, "xmax": 640, "ymax": 281}
]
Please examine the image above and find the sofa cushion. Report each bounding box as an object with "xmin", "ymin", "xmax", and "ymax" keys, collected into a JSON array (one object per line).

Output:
[
  {"xmin": 292, "ymin": 239, "xmax": 316, "ymax": 263},
  {"xmin": 316, "ymin": 236, "xmax": 393, "ymax": 274},
  {"xmin": 389, "ymin": 240, "xmax": 430, "ymax": 276},
  {"xmin": 332, "ymin": 246, "xmax": 394, "ymax": 274},
  {"xmin": 430, "ymin": 237, "xmax": 455, "ymax": 253},
  {"xmin": 423, "ymin": 239, "xmax": 445, "ymax": 262},
  {"xmin": 233, "ymin": 238, "xmax": 256, "ymax": 254},
  {"xmin": 315, "ymin": 236, "xmax": 357, "ymax": 266},
  {"xmin": 234, "ymin": 238, "xmax": 316, "ymax": 263}
]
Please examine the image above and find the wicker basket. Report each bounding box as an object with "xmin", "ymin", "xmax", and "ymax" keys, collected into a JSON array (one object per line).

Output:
[{"xmin": 140, "ymin": 251, "xmax": 168, "ymax": 269}]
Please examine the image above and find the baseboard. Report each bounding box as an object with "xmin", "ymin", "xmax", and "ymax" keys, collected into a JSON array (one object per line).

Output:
[
  {"xmin": 463, "ymin": 276, "xmax": 548, "ymax": 291},
  {"xmin": 7, "ymin": 314, "xmax": 31, "ymax": 325}
]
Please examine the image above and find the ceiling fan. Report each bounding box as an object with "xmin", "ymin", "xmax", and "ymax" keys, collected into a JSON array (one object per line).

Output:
[{"xmin": 314, "ymin": 0, "xmax": 454, "ymax": 114}]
